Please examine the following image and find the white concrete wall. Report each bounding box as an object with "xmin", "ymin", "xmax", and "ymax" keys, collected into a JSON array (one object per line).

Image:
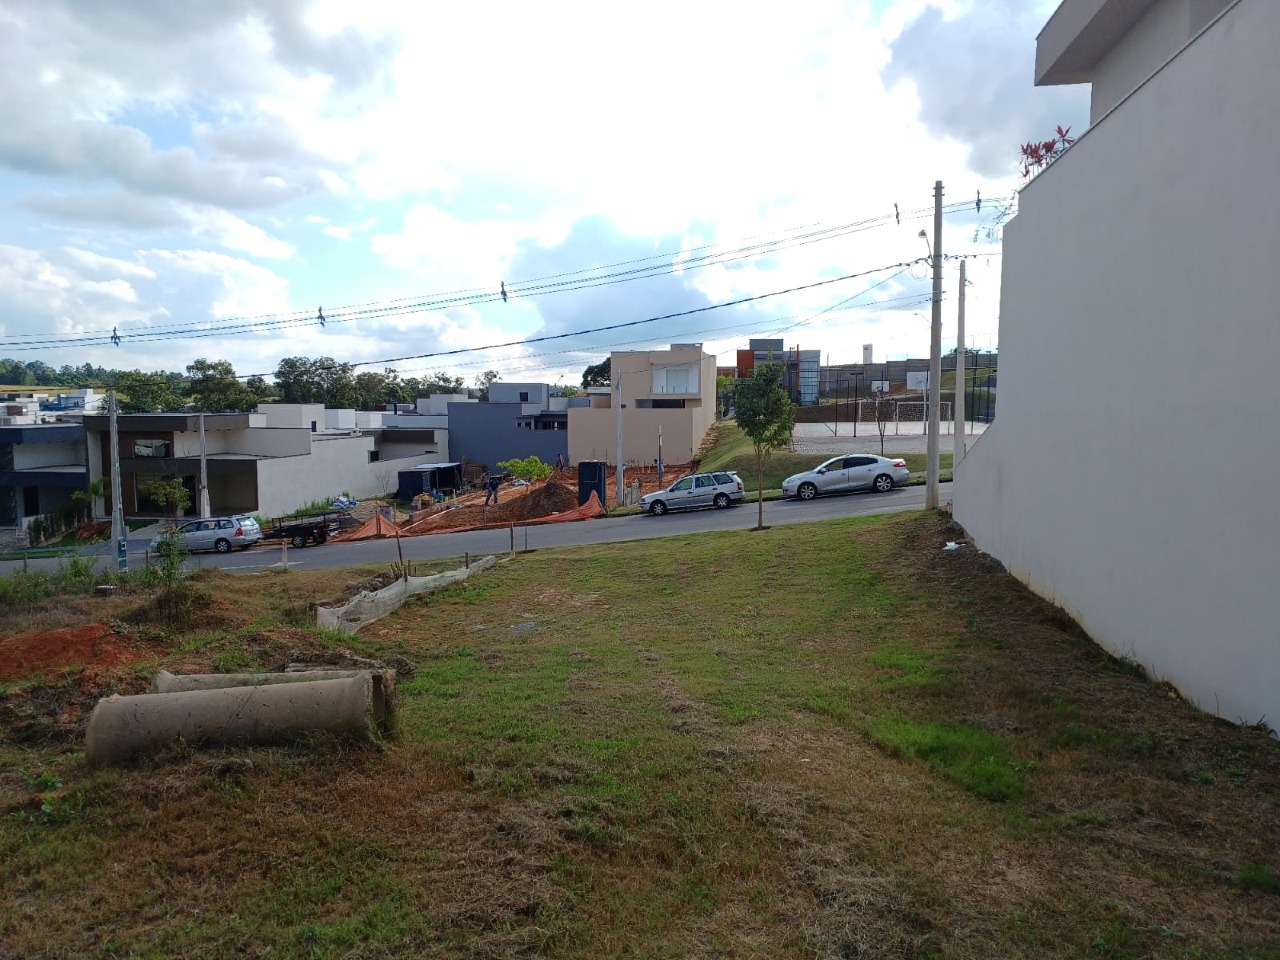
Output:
[
  {"xmin": 217, "ymin": 427, "xmax": 312, "ymax": 458},
  {"xmin": 378, "ymin": 441, "xmax": 439, "ymax": 460},
  {"xmin": 256, "ymin": 403, "xmax": 325, "ymax": 429},
  {"xmin": 253, "ymin": 430, "xmax": 423, "ymax": 515},
  {"xmin": 325, "ymin": 409, "xmax": 357, "ymax": 429},
  {"xmin": 416, "ymin": 394, "xmax": 471, "ymax": 415},
  {"xmin": 956, "ymin": 0, "xmax": 1279, "ymax": 727},
  {"xmin": 355, "ymin": 411, "xmax": 384, "ymax": 428},
  {"xmin": 13, "ymin": 439, "xmax": 84, "ymax": 469},
  {"xmin": 1090, "ymin": 0, "xmax": 1190, "ymax": 122}
]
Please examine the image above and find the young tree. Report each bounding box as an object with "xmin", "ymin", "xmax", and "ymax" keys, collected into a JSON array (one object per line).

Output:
[
  {"xmin": 733, "ymin": 361, "xmax": 794, "ymax": 531},
  {"xmin": 139, "ymin": 476, "xmax": 194, "ymax": 626},
  {"xmin": 872, "ymin": 389, "xmax": 893, "ymax": 457},
  {"xmin": 496, "ymin": 455, "xmax": 553, "ymax": 483},
  {"xmin": 715, "ymin": 374, "xmax": 736, "ymax": 418}
]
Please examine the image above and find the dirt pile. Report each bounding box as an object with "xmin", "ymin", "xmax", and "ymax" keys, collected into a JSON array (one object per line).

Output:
[
  {"xmin": 406, "ymin": 480, "xmax": 581, "ymax": 533},
  {"xmin": 0, "ymin": 623, "xmax": 149, "ymax": 679}
]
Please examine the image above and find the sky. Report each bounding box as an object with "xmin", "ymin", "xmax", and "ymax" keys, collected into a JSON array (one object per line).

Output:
[{"xmin": 0, "ymin": 0, "xmax": 1088, "ymax": 389}]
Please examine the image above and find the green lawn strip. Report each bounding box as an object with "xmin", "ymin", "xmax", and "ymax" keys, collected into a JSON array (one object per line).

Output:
[
  {"xmin": 897, "ymin": 452, "xmax": 954, "ymax": 474},
  {"xmin": 697, "ymin": 422, "xmax": 956, "ymax": 491},
  {"xmin": 865, "ymin": 715, "xmax": 1028, "ymax": 802}
]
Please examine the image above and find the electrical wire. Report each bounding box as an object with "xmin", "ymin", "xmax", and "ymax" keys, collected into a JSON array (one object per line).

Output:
[{"xmin": 0, "ymin": 199, "xmax": 1003, "ymax": 350}]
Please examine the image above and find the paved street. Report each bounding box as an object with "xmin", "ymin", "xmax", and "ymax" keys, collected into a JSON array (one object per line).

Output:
[{"xmin": 1, "ymin": 484, "xmax": 939, "ymax": 577}]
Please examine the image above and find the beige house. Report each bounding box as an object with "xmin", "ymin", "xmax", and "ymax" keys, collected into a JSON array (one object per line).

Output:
[{"xmin": 568, "ymin": 345, "xmax": 717, "ymax": 466}]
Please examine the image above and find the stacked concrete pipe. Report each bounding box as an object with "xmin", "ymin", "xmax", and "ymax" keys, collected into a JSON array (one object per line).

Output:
[{"xmin": 86, "ymin": 669, "xmax": 395, "ymax": 766}]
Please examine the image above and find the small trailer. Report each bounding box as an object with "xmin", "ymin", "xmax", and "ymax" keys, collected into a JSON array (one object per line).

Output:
[{"xmin": 265, "ymin": 511, "xmax": 345, "ymax": 548}]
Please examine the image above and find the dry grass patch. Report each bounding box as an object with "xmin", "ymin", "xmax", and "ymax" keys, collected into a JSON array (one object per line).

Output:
[{"xmin": 1, "ymin": 514, "xmax": 1277, "ymax": 958}]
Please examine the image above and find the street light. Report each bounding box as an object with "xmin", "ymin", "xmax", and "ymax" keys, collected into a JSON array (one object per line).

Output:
[{"xmin": 918, "ymin": 228, "xmax": 931, "ymax": 262}]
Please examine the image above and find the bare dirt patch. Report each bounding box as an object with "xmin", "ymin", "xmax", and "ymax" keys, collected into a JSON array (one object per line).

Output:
[{"xmin": 0, "ymin": 623, "xmax": 147, "ymax": 679}]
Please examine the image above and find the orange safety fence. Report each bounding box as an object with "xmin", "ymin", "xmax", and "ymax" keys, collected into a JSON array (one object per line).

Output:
[{"xmin": 338, "ymin": 492, "xmax": 605, "ymax": 542}]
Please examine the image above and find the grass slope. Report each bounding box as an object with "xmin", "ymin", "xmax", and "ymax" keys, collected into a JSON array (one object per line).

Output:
[
  {"xmin": 699, "ymin": 422, "xmax": 953, "ymax": 490},
  {"xmin": 1, "ymin": 515, "xmax": 1277, "ymax": 959}
]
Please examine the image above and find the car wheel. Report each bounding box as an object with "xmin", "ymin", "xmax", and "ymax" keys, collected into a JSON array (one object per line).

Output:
[
  {"xmin": 314, "ymin": 530, "xmax": 328, "ymax": 544},
  {"xmin": 713, "ymin": 493, "xmax": 730, "ymax": 509},
  {"xmin": 290, "ymin": 534, "xmax": 307, "ymax": 548},
  {"xmin": 214, "ymin": 538, "xmax": 231, "ymax": 554},
  {"xmin": 873, "ymin": 473, "xmax": 894, "ymax": 492},
  {"xmin": 650, "ymin": 500, "xmax": 668, "ymax": 516},
  {"xmin": 798, "ymin": 482, "xmax": 817, "ymax": 501}
]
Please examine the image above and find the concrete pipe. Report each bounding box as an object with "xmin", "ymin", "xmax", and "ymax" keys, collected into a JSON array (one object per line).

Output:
[
  {"xmin": 86, "ymin": 672, "xmax": 390, "ymax": 766},
  {"xmin": 151, "ymin": 668, "xmax": 386, "ymax": 694}
]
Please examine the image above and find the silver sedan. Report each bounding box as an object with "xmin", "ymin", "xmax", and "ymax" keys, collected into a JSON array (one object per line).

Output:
[{"xmin": 782, "ymin": 455, "xmax": 909, "ymax": 501}]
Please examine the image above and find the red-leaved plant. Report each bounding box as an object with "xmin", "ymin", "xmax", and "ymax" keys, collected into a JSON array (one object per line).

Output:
[{"xmin": 1019, "ymin": 125, "xmax": 1075, "ymax": 178}]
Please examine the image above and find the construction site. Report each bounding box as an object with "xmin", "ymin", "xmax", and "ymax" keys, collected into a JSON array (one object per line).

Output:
[{"xmin": 337, "ymin": 463, "xmax": 693, "ymax": 539}]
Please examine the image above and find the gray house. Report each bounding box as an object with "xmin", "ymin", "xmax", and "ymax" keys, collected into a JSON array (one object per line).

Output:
[{"xmin": 448, "ymin": 382, "xmax": 568, "ymax": 470}]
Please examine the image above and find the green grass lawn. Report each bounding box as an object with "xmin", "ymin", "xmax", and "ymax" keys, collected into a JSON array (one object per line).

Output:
[
  {"xmin": 698, "ymin": 422, "xmax": 953, "ymax": 491},
  {"xmin": 1, "ymin": 514, "xmax": 1277, "ymax": 958}
]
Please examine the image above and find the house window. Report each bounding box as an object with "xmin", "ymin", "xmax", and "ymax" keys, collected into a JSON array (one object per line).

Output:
[
  {"xmin": 635, "ymin": 399, "xmax": 686, "ymax": 409},
  {"xmin": 654, "ymin": 365, "xmax": 697, "ymax": 394},
  {"xmin": 368, "ymin": 451, "xmax": 380, "ymax": 463},
  {"xmin": 519, "ymin": 391, "xmax": 529, "ymax": 402},
  {"xmin": 132, "ymin": 439, "xmax": 170, "ymax": 458},
  {"xmin": 23, "ymin": 486, "xmax": 39, "ymax": 516}
]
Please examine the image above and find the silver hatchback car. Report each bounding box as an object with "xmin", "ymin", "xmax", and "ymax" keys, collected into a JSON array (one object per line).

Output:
[
  {"xmin": 150, "ymin": 515, "xmax": 263, "ymax": 554},
  {"xmin": 641, "ymin": 471, "xmax": 745, "ymax": 515},
  {"xmin": 782, "ymin": 455, "xmax": 909, "ymax": 500}
]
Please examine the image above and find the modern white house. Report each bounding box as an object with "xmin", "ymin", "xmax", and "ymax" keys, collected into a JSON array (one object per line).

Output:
[
  {"xmin": 83, "ymin": 405, "xmax": 444, "ymax": 519},
  {"xmin": 954, "ymin": 0, "xmax": 1277, "ymax": 726}
]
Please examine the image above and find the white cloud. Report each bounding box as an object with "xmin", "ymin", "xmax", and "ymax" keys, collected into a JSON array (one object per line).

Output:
[
  {"xmin": 884, "ymin": 1, "xmax": 1089, "ymax": 178},
  {"xmin": 0, "ymin": 0, "xmax": 1068, "ymax": 375}
]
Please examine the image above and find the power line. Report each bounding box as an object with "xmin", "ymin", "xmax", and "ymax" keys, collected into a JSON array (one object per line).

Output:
[{"xmin": 0, "ymin": 200, "xmax": 1004, "ymax": 350}]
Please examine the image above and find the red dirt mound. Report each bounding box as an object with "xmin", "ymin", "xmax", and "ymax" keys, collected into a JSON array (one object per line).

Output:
[
  {"xmin": 0, "ymin": 623, "xmax": 145, "ymax": 679},
  {"xmin": 405, "ymin": 480, "xmax": 584, "ymax": 533}
]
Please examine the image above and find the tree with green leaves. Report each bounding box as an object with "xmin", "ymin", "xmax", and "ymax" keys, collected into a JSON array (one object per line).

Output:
[
  {"xmin": 113, "ymin": 370, "xmax": 185, "ymax": 413},
  {"xmin": 581, "ymin": 357, "xmax": 610, "ymax": 388},
  {"xmin": 139, "ymin": 476, "xmax": 195, "ymax": 626},
  {"xmin": 186, "ymin": 358, "xmax": 258, "ymax": 413},
  {"xmin": 406, "ymin": 371, "xmax": 465, "ymax": 397},
  {"xmin": 496, "ymin": 455, "xmax": 553, "ymax": 483},
  {"xmin": 354, "ymin": 369, "xmax": 412, "ymax": 411},
  {"xmin": 734, "ymin": 361, "xmax": 794, "ymax": 531},
  {"xmin": 715, "ymin": 374, "xmax": 736, "ymax": 418},
  {"xmin": 474, "ymin": 369, "xmax": 500, "ymax": 401}
]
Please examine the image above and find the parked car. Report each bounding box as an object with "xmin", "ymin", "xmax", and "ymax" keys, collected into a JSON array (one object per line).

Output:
[
  {"xmin": 782, "ymin": 455, "xmax": 909, "ymax": 500},
  {"xmin": 641, "ymin": 471, "xmax": 745, "ymax": 516},
  {"xmin": 150, "ymin": 515, "xmax": 263, "ymax": 554}
]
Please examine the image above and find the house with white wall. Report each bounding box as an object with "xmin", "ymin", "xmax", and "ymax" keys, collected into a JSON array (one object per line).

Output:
[
  {"xmin": 568, "ymin": 345, "xmax": 718, "ymax": 466},
  {"xmin": 83, "ymin": 406, "xmax": 442, "ymax": 519},
  {"xmin": 954, "ymin": 0, "xmax": 1277, "ymax": 727}
]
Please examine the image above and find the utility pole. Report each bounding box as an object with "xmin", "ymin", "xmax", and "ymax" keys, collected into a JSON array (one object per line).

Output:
[
  {"xmin": 198, "ymin": 412, "xmax": 211, "ymax": 518},
  {"xmin": 954, "ymin": 259, "xmax": 967, "ymax": 466},
  {"xmin": 615, "ymin": 373, "xmax": 624, "ymax": 506},
  {"xmin": 658, "ymin": 424, "xmax": 664, "ymax": 487},
  {"xmin": 108, "ymin": 390, "xmax": 127, "ymax": 571},
  {"xmin": 926, "ymin": 180, "xmax": 944, "ymax": 510}
]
